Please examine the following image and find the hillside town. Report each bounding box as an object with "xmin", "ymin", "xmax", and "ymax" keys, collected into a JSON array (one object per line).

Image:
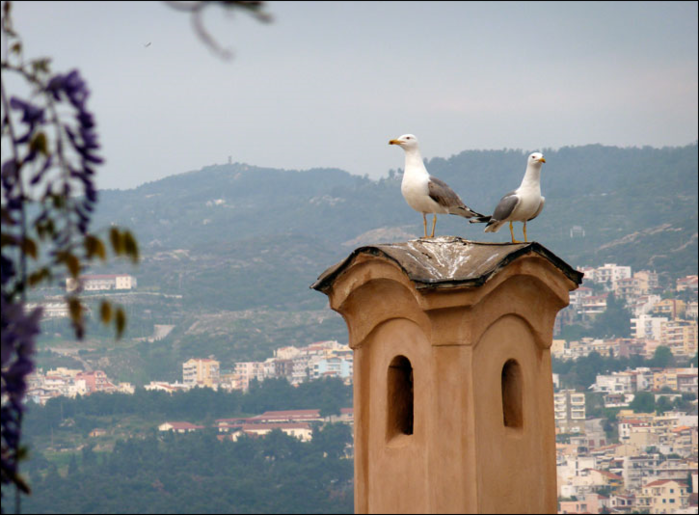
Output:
[{"xmin": 25, "ymin": 265, "xmax": 699, "ymax": 514}]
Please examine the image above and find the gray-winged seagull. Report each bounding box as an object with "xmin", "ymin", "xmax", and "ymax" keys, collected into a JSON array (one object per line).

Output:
[
  {"xmin": 389, "ymin": 134, "xmax": 484, "ymax": 238},
  {"xmin": 470, "ymin": 152, "xmax": 546, "ymax": 243}
]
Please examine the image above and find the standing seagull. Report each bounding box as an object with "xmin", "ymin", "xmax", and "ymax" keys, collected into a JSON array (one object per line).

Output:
[
  {"xmin": 470, "ymin": 152, "xmax": 546, "ymax": 243},
  {"xmin": 389, "ymin": 134, "xmax": 483, "ymax": 238}
]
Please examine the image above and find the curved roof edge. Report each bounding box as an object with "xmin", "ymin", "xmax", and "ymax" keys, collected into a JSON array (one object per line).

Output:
[{"xmin": 311, "ymin": 237, "xmax": 584, "ymax": 294}]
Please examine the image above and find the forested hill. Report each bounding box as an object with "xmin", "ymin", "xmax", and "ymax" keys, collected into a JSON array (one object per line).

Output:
[
  {"xmin": 95, "ymin": 142, "xmax": 698, "ymax": 279},
  {"xmin": 49, "ymin": 143, "xmax": 696, "ymax": 379}
]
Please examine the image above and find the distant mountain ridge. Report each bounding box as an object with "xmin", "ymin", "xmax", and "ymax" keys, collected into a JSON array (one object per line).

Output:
[
  {"xmin": 95, "ymin": 143, "xmax": 697, "ymax": 273},
  {"xmin": 58, "ymin": 143, "xmax": 697, "ymax": 380}
]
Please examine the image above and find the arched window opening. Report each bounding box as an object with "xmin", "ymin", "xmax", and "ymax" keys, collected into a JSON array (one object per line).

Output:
[
  {"xmin": 387, "ymin": 355, "xmax": 414, "ymax": 438},
  {"xmin": 501, "ymin": 359, "xmax": 523, "ymax": 429}
]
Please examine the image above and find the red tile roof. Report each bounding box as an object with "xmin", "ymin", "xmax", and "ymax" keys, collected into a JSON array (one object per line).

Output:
[
  {"xmin": 644, "ymin": 479, "xmax": 688, "ymax": 488},
  {"xmin": 252, "ymin": 409, "xmax": 321, "ymax": 421},
  {"xmin": 243, "ymin": 423, "xmax": 311, "ymax": 431}
]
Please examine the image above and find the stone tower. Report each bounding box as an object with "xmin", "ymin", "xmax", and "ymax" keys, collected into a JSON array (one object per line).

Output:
[{"xmin": 312, "ymin": 237, "xmax": 583, "ymax": 514}]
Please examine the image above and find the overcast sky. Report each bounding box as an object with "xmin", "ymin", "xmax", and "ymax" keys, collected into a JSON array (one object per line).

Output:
[{"xmin": 7, "ymin": 1, "xmax": 698, "ymax": 190}]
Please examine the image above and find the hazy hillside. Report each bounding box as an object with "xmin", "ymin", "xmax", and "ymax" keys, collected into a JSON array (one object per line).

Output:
[
  {"xmin": 40, "ymin": 143, "xmax": 697, "ymax": 383},
  {"xmin": 95, "ymin": 143, "xmax": 698, "ymax": 271}
]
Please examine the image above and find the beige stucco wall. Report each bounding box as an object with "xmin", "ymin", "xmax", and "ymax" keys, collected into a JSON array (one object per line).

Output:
[{"xmin": 324, "ymin": 253, "xmax": 577, "ymax": 514}]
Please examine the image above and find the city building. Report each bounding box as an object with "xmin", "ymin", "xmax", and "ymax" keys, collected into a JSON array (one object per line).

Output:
[
  {"xmin": 182, "ymin": 358, "xmax": 220, "ymax": 388},
  {"xmin": 554, "ymin": 390, "xmax": 587, "ymax": 433},
  {"xmin": 25, "ymin": 301, "xmax": 70, "ymax": 319},
  {"xmin": 637, "ymin": 479, "xmax": 690, "ymax": 514},
  {"xmin": 144, "ymin": 381, "xmax": 190, "ymax": 393},
  {"xmin": 580, "ymin": 294, "xmax": 609, "ymax": 317},
  {"xmin": 631, "ymin": 315, "xmax": 669, "ymax": 341},
  {"xmin": 76, "ymin": 370, "xmax": 116, "ymax": 394},
  {"xmin": 634, "ymin": 270, "xmax": 660, "ymax": 294},
  {"xmin": 158, "ymin": 422, "xmax": 205, "ymax": 433},
  {"xmin": 652, "ymin": 299, "xmax": 687, "ymax": 319},
  {"xmin": 676, "ymin": 275, "xmax": 698, "ymax": 293},
  {"xmin": 233, "ymin": 361, "xmax": 265, "ymax": 390},
  {"xmin": 66, "ymin": 273, "xmax": 137, "ymax": 292},
  {"xmin": 593, "ymin": 264, "xmax": 632, "ymax": 289},
  {"xmin": 660, "ymin": 320, "xmax": 698, "ymax": 358}
]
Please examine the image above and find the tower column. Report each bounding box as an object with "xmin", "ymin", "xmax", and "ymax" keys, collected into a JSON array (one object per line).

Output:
[{"xmin": 312, "ymin": 237, "xmax": 582, "ymax": 514}]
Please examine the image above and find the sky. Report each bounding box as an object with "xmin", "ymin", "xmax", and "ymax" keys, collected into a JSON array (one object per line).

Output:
[{"xmin": 6, "ymin": 1, "xmax": 698, "ymax": 190}]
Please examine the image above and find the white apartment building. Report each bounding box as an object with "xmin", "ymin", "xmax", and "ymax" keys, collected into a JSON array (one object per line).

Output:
[
  {"xmin": 579, "ymin": 294, "xmax": 609, "ymax": 317},
  {"xmin": 274, "ymin": 346, "xmax": 301, "ymax": 360},
  {"xmin": 291, "ymin": 354, "xmax": 313, "ymax": 385},
  {"xmin": 233, "ymin": 361, "xmax": 266, "ymax": 390},
  {"xmin": 592, "ymin": 373, "xmax": 635, "ymax": 394},
  {"xmin": 66, "ymin": 273, "xmax": 137, "ymax": 292},
  {"xmin": 593, "ymin": 264, "xmax": 632, "ymax": 289},
  {"xmin": 554, "ymin": 389, "xmax": 586, "ymax": 433},
  {"xmin": 569, "ymin": 286, "xmax": 594, "ymax": 308},
  {"xmin": 25, "ymin": 301, "xmax": 70, "ymax": 319},
  {"xmin": 631, "ymin": 314, "xmax": 669, "ymax": 341},
  {"xmin": 622, "ymin": 454, "xmax": 663, "ymax": 490}
]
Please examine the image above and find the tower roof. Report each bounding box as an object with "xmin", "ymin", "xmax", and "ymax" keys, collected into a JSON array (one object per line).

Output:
[{"xmin": 312, "ymin": 237, "xmax": 583, "ymax": 293}]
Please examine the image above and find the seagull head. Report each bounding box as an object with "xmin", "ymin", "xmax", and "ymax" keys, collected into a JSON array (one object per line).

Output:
[
  {"xmin": 528, "ymin": 152, "xmax": 546, "ymax": 165},
  {"xmin": 389, "ymin": 134, "xmax": 419, "ymax": 149}
]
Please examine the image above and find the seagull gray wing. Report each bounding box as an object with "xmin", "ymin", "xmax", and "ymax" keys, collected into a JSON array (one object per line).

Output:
[
  {"xmin": 491, "ymin": 190, "xmax": 520, "ymax": 222},
  {"xmin": 428, "ymin": 176, "xmax": 483, "ymax": 218},
  {"xmin": 428, "ymin": 176, "xmax": 462, "ymax": 208},
  {"xmin": 527, "ymin": 196, "xmax": 545, "ymax": 222}
]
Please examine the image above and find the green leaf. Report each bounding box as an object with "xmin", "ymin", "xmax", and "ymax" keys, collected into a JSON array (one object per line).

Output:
[
  {"xmin": 1, "ymin": 233, "xmax": 17, "ymax": 248},
  {"xmin": 51, "ymin": 194, "xmax": 65, "ymax": 209},
  {"xmin": 21, "ymin": 237, "xmax": 38, "ymax": 259},
  {"xmin": 1, "ymin": 207, "xmax": 16, "ymax": 226},
  {"xmin": 28, "ymin": 268, "xmax": 50, "ymax": 287},
  {"xmin": 85, "ymin": 234, "xmax": 107, "ymax": 261},
  {"xmin": 68, "ymin": 297, "xmax": 83, "ymax": 325},
  {"xmin": 59, "ymin": 252, "xmax": 81, "ymax": 278},
  {"xmin": 109, "ymin": 227, "xmax": 123, "ymax": 255},
  {"xmin": 114, "ymin": 307, "xmax": 126, "ymax": 340},
  {"xmin": 29, "ymin": 132, "xmax": 49, "ymax": 156},
  {"xmin": 100, "ymin": 300, "xmax": 112, "ymax": 325},
  {"xmin": 123, "ymin": 230, "xmax": 139, "ymax": 263},
  {"xmin": 31, "ymin": 58, "xmax": 51, "ymax": 74}
]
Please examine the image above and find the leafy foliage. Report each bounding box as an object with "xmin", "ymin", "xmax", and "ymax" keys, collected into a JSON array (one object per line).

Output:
[
  {"xmin": 1, "ymin": 2, "xmax": 137, "ymax": 502},
  {"xmin": 552, "ymin": 350, "xmax": 694, "ymax": 392},
  {"xmin": 16, "ymin": 378, "xmax": 353, "ymax": 514},
  {"xmin": 23, "ymin": 377, "xmax": 352, "ymax": 441},
  {"xmin": 23, "ymin": 427, "xmax": 353, "ymax": 514}
]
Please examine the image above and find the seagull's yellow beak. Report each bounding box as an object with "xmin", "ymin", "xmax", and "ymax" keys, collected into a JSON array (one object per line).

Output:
[
  {"xmin": 389, "ymin": 139, "xmax": 401, "ymax": 145},
  {"xmin": 539, "ymin": 157, "xmax": 546, "ymax": 163}
]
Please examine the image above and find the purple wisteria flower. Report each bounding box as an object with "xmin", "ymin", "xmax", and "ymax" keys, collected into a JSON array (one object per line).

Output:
[
  {"xmin": 2, "ymin": 64, "xmax": 104, "ymax": 506},
  {"xmin": 8, "ymin": 97, "xmax": 45, "ymax": 144}
]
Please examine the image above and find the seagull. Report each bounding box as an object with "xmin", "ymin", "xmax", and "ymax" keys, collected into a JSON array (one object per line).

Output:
[
  {"xmin": 470, "ymin": 152, "xmax": 546, "ymax": 243},
  {"xmin": 389, "ymin": 134, "xmax": 484, "ymax": 238}
]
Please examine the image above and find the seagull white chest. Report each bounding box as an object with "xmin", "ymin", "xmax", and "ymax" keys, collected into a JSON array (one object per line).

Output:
[
  {"xmin": 510, "ymin": 186, "xmax": 542, "ymax": 221},
  {"xmin": 401, "ymin": 173, "xmax": 439, "ymax": 213}
]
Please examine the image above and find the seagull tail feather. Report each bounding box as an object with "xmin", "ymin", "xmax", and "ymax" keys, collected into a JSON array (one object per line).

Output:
[
  {"xmin": 469, "ymin": 215, "xmax": 492, "ymax": 224},
  {"xmin": 453, "ymin": 205, "xmax": 486, "ymax": 219}
]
